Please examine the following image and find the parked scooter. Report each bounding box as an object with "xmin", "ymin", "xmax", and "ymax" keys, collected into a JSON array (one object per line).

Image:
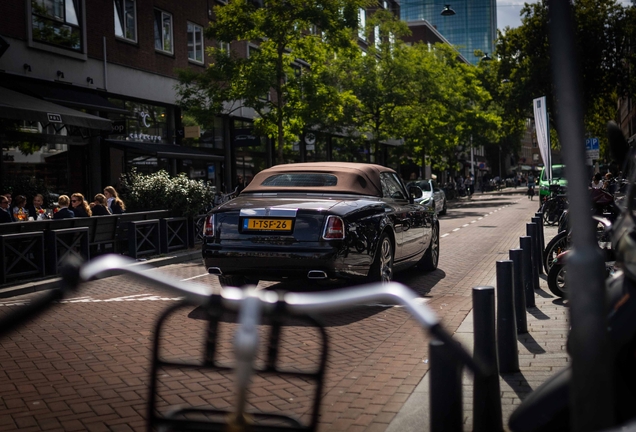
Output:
[
  {"xmin": 509, "ymin": 122, "xmax": 636, "ymax": 431},
  {"xmin": 546, "ymin": 246, "xmax": 616, "ymax": 298}
]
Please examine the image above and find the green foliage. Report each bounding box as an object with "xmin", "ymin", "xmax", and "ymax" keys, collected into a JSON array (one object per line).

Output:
[
  {"xmin": 121, "ymin": 169, "xmax": 214, "ymax": 217},
  {"xmin": 495, "ymin": 0, "xmax": 632, "ymax": 155},
  {"xmin": 176, "ymin": 0, "xmax": 373, "ymax": 164}
]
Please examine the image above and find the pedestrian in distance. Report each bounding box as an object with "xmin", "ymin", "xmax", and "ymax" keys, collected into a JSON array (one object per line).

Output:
[
  {"xmin": 71, "ymin": 193, "xmax": 92, "ymax": 217},
  {"xmin": 527, "ymin": 171, "xmax": 536, "ymax": 200},
  {"xmin": 0, "ymin": 196, "xmax": 12, "ymax": 223},
  {"xmin": 591, "ymin": 172, "xmax": 603, "ymax": 189},
  {"xmin": 53, "ymin": 195, "xmax": 75, "ymax": 220},
  {"xmin": 104, "ymin": 186, "xmax": 126, "ymax": 214}
]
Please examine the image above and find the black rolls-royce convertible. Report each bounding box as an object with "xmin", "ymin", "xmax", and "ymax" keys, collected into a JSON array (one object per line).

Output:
[{"xmin": 202, "ymin": 162, "xmax": 440, "ymax": 287}]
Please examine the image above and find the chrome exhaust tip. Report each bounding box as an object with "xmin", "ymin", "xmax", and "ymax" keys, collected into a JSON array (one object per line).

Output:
[
  {"xmin": 307, "ymin": 270, "xmax": 327, "ymax": 280},
  {"xmin": 208, "ymin": 267, "xmax": 222, "ymax": 275}
]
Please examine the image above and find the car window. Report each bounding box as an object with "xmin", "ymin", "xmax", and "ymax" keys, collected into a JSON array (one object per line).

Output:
[
  {"xmin": 407, "ymin": 180, "xmax": 432, "ymax": 192},
  {"xmin": 381, "ymin": 173, "xmax": 407, "ymax": 200},
  {"xmin": 541, "ymin": 166, "xmax": 566, "ymax": 181},
  {"xmin": 261, "ymin": 173, "xmax": 337, "ymax": 187}
]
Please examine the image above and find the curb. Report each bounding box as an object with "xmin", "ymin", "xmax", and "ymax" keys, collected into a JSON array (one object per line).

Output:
[{"xmin": 0, "ymin": 249, "xmax": 202, "ymax": 299}]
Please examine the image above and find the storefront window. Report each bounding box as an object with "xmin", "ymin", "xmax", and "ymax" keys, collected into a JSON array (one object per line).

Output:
[
  {"xmin": 233, "ymin": 120, "xmax": 268, "ymax": 191},
  {"xmin": 107, "ymin": 99, "xmax": 168, "ymax": 143}
]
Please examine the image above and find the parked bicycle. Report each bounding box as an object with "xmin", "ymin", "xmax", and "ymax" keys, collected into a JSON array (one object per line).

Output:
[
  {"xmin": 0, "ymin": 255, "xmax": 482, "ymax": 432},
  {"xmin": 540, "ymin": 184, "xmax": 568, "ymax": 226}
]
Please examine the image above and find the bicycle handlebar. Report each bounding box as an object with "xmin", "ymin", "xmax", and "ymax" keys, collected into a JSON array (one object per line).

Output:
[{"xmin": 75, "ymin": 255, "xmax": 482, "ymax": 375}]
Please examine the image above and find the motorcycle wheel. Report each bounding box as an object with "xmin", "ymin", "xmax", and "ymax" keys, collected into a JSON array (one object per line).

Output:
[
  {"xmin": 547, "ymin": 263, "xmax": 567, "ymax": 298},
  {"xmin": 543, "ymin": 231, "xmax": 570, "ymax": 273}
]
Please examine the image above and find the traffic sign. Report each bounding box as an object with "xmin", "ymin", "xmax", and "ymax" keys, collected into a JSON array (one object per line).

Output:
[{"xmin": 586, "ymin": 137, "xmax": 599, "ymax": 164}]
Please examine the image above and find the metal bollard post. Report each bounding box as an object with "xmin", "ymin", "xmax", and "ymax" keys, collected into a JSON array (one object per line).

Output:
[
  {"xmin": 496, "ymin": 260, "xmax": 519, "ymax": 373},
  {"xmin": 509, "ymin": 248, "xmax": 528, "ymax": 333},
  {"xmin": 520, "ymin": 236, "xmax": 536, "ymax": 307},
  {"xmin": 535, "ymin": 212, "xmax": 546, "ymax": 256},
  {"xmin": 429, "ymin": 339, "xmax": 464, "ymax": 432},
  {"xmin": 526, "ymin": 223, "xmax": 540, "ymax": 291},
  {"xmin": 472, "ymin": 286, "xmax": 503, "ymax": 432},
  {"xmin": 531, "ymin": 216, "xmax": 544, "ymax": 275}
]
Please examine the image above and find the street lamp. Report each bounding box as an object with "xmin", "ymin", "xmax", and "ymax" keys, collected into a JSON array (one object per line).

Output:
[
  {"xmin": 481, "ymin": 52, "xmax": 492, "ymax": 62},
  {"xmin": 441, "ymin": 5, "xmax": 456, "ymax": 16}
]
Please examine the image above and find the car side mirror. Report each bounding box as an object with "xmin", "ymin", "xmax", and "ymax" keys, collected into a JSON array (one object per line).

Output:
[{"xmin": 409, "ymin": 186, "xmax": 423, "ymax": 199}]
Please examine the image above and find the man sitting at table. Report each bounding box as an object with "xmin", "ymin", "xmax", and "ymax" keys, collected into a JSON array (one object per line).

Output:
[
  {"xmin": 54, "ymin": 195, "xmax": 75, "ymax": 220},
  {"xmin": 0, "ymin": 196, "xmax": 12, "ymax": 223}
]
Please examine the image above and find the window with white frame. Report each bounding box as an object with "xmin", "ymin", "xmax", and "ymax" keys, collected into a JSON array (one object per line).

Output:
[
  {"xmin": 217, "ymin": 40, "xmax": 229, "ymax": 52},
  {"xmin": 154, "ymin": 9, "xmax": 173, "ymax": 54},
  {"xmin": 187, "ymin": 22, "xmax": 204, "ymax": 63},
  {"xmin": 358, "ymin": 8, "xmax": 366, "ymax": 40},
  {"xmin": 374, "ymin": 26, "xmax": 380, "ymax": 50},
  {"xmin": 31, "ymin": 0, "xmax": 83, "ymax": 51},
  {"xmin": 114, "ymin": 0, "xmax": 136, "ymax": 42}
]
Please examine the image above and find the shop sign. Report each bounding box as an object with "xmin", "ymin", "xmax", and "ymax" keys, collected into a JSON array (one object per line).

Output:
[
  {"xmin": 233, "ymin": 128, "xmax": 260, "ymax": 147},
  {"xmin": 111, "ymin": 120, "xmax": 126, "ymax": 134},
  {"xmin": 138, "ymin": 111, "xmax": 152, "ymax": 127},
  {"xmin": 129, "ymin": 133, "xmax": 162, "ymax": 142},
  {"xmin": 184, "ymin": 126, "xmax": 201, "ymax": 139},
  {"xmin": 47, "ymin": 113, "xmax": 62, "ymax": 123}
]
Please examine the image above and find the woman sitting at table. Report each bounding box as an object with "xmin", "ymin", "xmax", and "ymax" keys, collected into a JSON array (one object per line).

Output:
[
  {"xmin": 104, "ymin": 186, "xmax": 126, "ymax": 214},
  {"xmin": 90, "ymin": 194, "xmax": 111, "ymax": 216},
  {"xmin": 71, "ymin": 193, "xmax": 92, "ymax": 217},
  {"xmin": 12, "ymin": 195, "xmax": 28, "ymax": 221},
  {"xmin": 54, "ymin": 195, "xmax": 75, "ymax": 219},
  {"xmin": 27, "ymin": 194, "xmax": 47, "ymax": 219}
]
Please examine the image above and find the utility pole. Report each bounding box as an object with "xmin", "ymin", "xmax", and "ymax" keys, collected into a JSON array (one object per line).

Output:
[{"xmin": 470, "ymin": 135, "xmax": 475, "ymax": 177}]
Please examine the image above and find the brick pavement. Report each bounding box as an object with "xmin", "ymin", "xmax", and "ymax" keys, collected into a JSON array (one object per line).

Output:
[{"xmin": 0, "ymin": 189, "xmax": 570, "ymax": 432}]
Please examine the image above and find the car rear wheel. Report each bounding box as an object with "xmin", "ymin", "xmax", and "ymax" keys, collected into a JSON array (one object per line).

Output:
[
  {"xmin": 218, "ymin": 275, "xmax": 259, "ymax": 288},
  {"xmin": 366, "ymin": 233, "xmax": 393, "ymax": 283},
  {"xmin": 419, "ymin": 223, "xmax": 439, "ymax": 271},
  {"xmin": 439, "ymin": 200, "xmax": 447, "ymax": 216}
]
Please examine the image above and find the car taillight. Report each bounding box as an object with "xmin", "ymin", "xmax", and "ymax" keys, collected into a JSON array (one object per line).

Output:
[
  {"xmin": 323, "ymin": 216, "xmax": 345, "ymax": 239},
  {"xmin": 204, "ymin": 214, "xmax": 215, "ymax": 237}
]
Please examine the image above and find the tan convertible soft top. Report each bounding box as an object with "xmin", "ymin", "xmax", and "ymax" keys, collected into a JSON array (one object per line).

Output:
[{"xmin": 241, "ymin": 162, "xmax": 398, "ymax": 196}]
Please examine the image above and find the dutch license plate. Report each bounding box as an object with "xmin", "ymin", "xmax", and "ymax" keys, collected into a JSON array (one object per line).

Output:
[{"xmin": 243, "ymin": 218, "xmax": 293, "ymax": 231}]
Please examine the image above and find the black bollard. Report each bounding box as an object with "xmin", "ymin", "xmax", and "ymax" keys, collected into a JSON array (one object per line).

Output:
[
  {"xmin": 531, "ymin": 216, "xmax": 544, "ymax": 275},
  {"xmin": 472, "ymin": 286, "xmax": 503, "ymax": 432},
  {"xmin": 496, "ymin": 260, "xmax": 519, "ymax": 373},
  {"xmin": 429, "ymin": 339, "xmax": 464, "ymax": 432},
  {"xmin": 535, "ymin": 212, "xmax": 546, "ymax": 256},
  {"xmin": 509, "ymin": 248, "xmax": 528, "ymax": 334},
  {"xmin": 520, "ymin": 236, "xmax": 536, "ymax": 307},
  {"xmin": 526, "ymin": 223, "xmax": 540, "ymax": 291}
]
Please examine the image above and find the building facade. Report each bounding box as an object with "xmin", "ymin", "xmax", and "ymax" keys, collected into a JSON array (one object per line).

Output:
[
  {"xmin": 400, "ymin": 0, "xmax": 497, "ymax": 65},
  {"xmin": 1, "ymin": 0, "xmax": 411, "ymax": 201}
]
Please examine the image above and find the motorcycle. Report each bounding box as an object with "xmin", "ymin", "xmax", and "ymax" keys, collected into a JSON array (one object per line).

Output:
[
  {"xmin": 509, "ymin": 121, "xmax": 636, "ymax": 431},
  {"xmin": 546, "ymin": 246, "xmax": 616, "ymax": 298}
]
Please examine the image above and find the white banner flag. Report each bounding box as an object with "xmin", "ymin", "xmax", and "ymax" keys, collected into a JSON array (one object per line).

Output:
[{"xmin": 533, "ymin": 96, "xmax": 551, "ymax": 182}]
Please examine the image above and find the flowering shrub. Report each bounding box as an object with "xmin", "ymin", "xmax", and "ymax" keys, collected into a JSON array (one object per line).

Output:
[{"xmin": 120, "ymin": 169, "xmax": 214, "ymax": 217}]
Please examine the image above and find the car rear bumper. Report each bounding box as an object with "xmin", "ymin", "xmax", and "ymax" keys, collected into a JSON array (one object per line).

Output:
[{"xmin": 202, "ymin": 243, "xmax": 368, "ymax": 280}]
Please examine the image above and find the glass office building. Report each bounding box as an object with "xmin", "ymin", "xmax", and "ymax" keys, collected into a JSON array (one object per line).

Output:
[{"xmin": 401, "ymin": 0, "xmax": 497, "ymax": 65}]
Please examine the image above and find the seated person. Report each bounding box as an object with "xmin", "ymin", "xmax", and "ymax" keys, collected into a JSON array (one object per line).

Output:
[
  {"xmin": 27, "ymin": 194, "xmax": 46, "ymax": 219},
  {"xmin": 12, "ymin": 195, "xmax": 28, "ymax": 221},
  {"xmin": 104, "ymin": 186, "xmax": 126, "ymax": 214},
  {"xmin": 0, "ymin": 196, "xmax": 12, "ymax": 223},
  {"xmin": 90, "ymin": 194, "xmax": 111, "ymax": 216},
  {"xmin": 71, "ymin": 193, "xmax": 92, "ymax": 217},
  {"xmin": 53, "ymin": 195, "xmax": 75, "ymax": 220}
]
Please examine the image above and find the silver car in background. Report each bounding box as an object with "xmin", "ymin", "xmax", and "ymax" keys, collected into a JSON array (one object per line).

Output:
[{"xmin": 407, "ymin": 179, "xmax": 447, "ymax": 216}]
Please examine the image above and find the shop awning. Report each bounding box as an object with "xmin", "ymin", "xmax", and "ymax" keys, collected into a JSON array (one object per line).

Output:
[
  {"xmin": 7, "ymin": 81, "xmax": 129, "ymax": 115},
  {"xmin": 106, "ymin": 139, "xmax": 225, "ymax": 161},
  {"xmin": 0, "ymin": 87, "xmax": 112, "ymax": 130}
]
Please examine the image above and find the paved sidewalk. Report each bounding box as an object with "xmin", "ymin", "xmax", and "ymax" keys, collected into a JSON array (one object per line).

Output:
[{"xmin": 387, "ymin": 200, "xmax": 569, "ymax": 432}]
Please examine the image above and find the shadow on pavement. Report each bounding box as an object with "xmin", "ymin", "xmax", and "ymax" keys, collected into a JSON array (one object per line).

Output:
[
  {"xmin": 501, "ymin": 372, "xmax": 533, "ymax": 400},
  {"xmin": 518, "ymin": 332, "xmax": 547, "ymax": 354},
  {"xmin": 527, "ymin": 306, "xmax": 551, "ymax": 320}
]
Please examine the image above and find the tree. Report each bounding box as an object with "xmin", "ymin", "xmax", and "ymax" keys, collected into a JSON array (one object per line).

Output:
[
  {"xmin": 176, "ymin": 0, "xmax": 372, "ymax": 164},
  {"xmin": 495, "ymin": 0, "xmax": 631, "ymax": 153}
]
